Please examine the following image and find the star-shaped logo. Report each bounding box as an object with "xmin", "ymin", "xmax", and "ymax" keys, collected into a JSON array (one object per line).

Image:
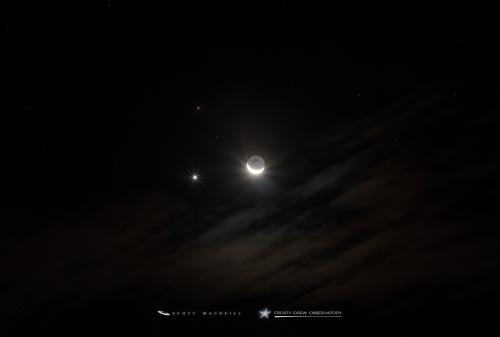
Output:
[{"xmin": 258, "ymin": 308, "xmax": 271, "ymax": 319}]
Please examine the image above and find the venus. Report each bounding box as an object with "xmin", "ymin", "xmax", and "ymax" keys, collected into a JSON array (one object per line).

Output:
[{"xmin": 247, "ymin": 155, "xmax": 265, "ymax": 175}]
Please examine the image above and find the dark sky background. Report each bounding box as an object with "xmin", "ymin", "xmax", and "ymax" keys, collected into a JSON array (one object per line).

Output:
[{"xmin": 2, "ymin": 2, "xmax": 500, "ymax": 335}]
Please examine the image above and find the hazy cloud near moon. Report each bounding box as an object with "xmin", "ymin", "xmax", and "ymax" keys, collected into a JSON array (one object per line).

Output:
[{"xmin": 2, "ymin": 91, "xmax": 500, "ymax": 320}]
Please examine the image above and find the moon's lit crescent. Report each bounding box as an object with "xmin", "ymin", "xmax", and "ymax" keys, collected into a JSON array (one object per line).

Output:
[
  {"xmin": 158, "ymin": 310, "xmax": 170, "ymax": 316},
  {"xmin": 247, "ymin": 162, "xmax": 264, "ymax": 175}
]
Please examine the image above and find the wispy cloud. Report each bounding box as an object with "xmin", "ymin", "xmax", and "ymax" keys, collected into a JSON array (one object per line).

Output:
[{"xmin": 3, "ymin": 91, "xmax": 500, "ymax": 320}]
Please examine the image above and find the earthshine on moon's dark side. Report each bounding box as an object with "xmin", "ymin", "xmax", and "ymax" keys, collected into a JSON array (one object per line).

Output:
[{"xmin": 246, "ymin": 155, "xmax": 265, "ymax": 175}]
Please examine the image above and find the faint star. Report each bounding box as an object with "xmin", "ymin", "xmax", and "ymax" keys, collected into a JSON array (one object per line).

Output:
[{"xmin": 259, "ymin": 308, "xmax": 271, "ymax": 319}]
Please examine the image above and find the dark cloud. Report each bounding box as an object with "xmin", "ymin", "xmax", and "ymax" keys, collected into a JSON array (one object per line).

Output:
[{"xmin": 3, "ymin": 90, "xmax": 500, "ymax": 330}]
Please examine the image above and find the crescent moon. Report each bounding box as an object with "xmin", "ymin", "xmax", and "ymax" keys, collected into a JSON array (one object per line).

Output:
[
  {"xmin": 158, "ymin": 310, "xmax": 170, "ymax": 316},
  {"xmin": 247, "ymin": 162, "xmax": 264, "ymax": 175}
]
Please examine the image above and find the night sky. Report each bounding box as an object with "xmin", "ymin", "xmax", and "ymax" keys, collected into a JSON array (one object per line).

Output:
[{"xmin": 3, "ymin": 2, "xmax": 500, "ymax": 335}]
